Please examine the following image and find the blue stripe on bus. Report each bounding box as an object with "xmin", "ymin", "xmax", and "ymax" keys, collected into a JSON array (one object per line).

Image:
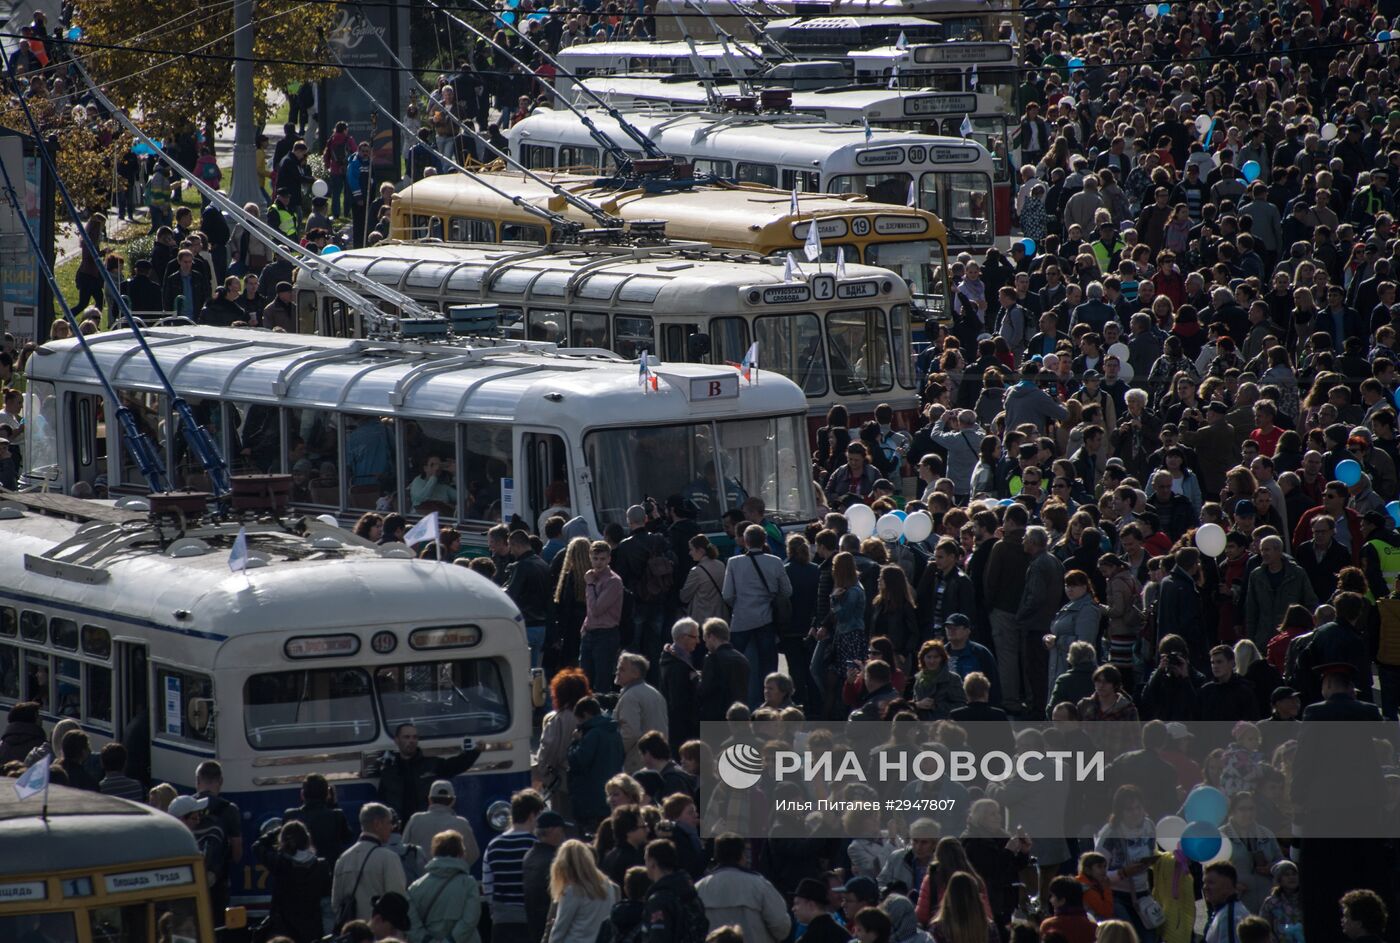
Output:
[{"xmin": 0, "ymin": 587, "xmax": 230, "ymax": 642}]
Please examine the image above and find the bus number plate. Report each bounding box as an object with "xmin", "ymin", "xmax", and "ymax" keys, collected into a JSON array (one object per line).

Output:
[
  {"xmin": 811, "ymin": 275, "xmax": 836, "ymax": 300},
  {"xmin": 838, "ymin": 281, "xmax": 880, "ymax": 299}
]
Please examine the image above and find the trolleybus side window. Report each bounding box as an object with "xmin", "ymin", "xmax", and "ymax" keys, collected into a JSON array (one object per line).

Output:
[
  {"xmin": 827, "ymin": 307, "xmax": 894, "ymax": 395},
  {"xmin": 462, "ymin": 423, "xmax": 515, "ymax": 522},
  {"xmin": 891, "ymin": 303, "xmax": 914, "ymax": 390},
  {"xmin": 24, "ymin": 380, "xmax": 60, "ymax": 480},
  {"xmin": 716, "ymin": 416, "xmax": 809, "ymax": 521},
  {"xmin": 0, "ymin": 608, "xmax": 16, "ymax": 700},
  {"xmin": 613, "ymin": 315, "xmax": 654, "ymax": 359},
  {"xmin": 345, "ymin": 415, "xmax": 397, "ymax": 512},
  {"xmin": 287, "ymin": 408, "xmax": 342, "ymax": 509},
  {"xmin": 780, "ymin": 170, "xmax": 821, "ymax": 192},
  {"xmin": 693, "ymin": 158, "xmax": 732, "ymax": 177},
  {"xmin": 450, "ymin": 217, "xmax": 497, "ymax": 242},
  {"xmin": 571, "ymin": 311, "xmax": 609, "ymax": 349},
  {"xmin": 323, "ymin": 298, "xmax": 354, "ymax": 337},
  {"xmin": 233, "ymin": 402, "xmax": 282, "ymax": 475},
  {"xmin": 521, "ymin": 144, "xmax": 556, "ymax": 170},
  {"xmin": 115, "ymin": 389, "xmax": 167, "ymax": 488},
  {"xmin": 244, "ymin": 667, "xmax": 377, "ymax": 749},
  {"xmin": 559, "ymin": 145, "xmax": 601, "ymax": 169},
  {"xmin": 20, "ymin": 610, "xmax": 45, "ymax": 644},
  {"xmin": 403, "ymin": 419, "xmax": 459, "ymax": 519},
  {"xmin": 736, "ymin": 162, "xmax": 778, "ymax": 186},
  {"xmin": 0, "ymin": 914, "xmax": 77, "ymax": 942},
  {"xmin": 828, "ymin": 172, "xmax": 915, "ymax": 208},
  {"xmin": 923, "ymin": 171, "xmax": 994, "ymax": 245},
  {"xmin": 528, "ymin": 309, "xmax": 569, "ymax": 344},
  {"xmin": 173, "ymin": 396, "xmax": 224, "ymax": 490},
  {"xmin": 501, "ymin": 222, "xmax": 548, "ymax": 244},
  {"xmin": 754, "ymin": 313, "xmax": 828, "ymax": 397},
  {"xmin": 54, "ymin": 656, "xmax": 80, "ymax": 718},
  {"xmin": 156, "ymin": 666, "xmax": 214, "ymax": 744},
  {"xmin": 663, "ymin": 324, "xmax": 702, "ymax": 362},
  {"xmin": 375, "ymin": 657, "xmax": 511, "ymax": 738},
  {"xmin": 709, "ymin": 317, "xmax": 749, "ymax": 368},
  {"xmin": 24, "ymin": 651, "xmax": 49, "ymax": 710},
  {"xmin": 86, "ymin": 641, "xmax": 113, "ymax": 727}
]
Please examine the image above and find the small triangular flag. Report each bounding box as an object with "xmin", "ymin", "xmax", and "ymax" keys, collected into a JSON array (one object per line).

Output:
[
  {"xmin": 969, "ymin": 63, "xmax": 979, "ymax": 89},
  {"xmin": 403, "ymin": 511, "xmax": 440, "ymax": 547},
  {"xmin": 804, "ymin": 219, "xmax": 822, "ymax": 262},
  {"xmin": 864, "ymin": 117, "xmax": 873, "ymax": 144},
  {"xmin": 790, "ymin": 186, "xmax": 799, "ymax": 216},
  {"xmin": 228, "ymin": 526, "xmax": 249, "ymax": 573},
  {"xmin": 835, "ymin": 246, "xmax": 847, "ymax": 279},
  {"xmin": 896, "ymin": 31, "xmax": 908, "ymax": 50},
  {"xmin": 907, "ymin": 178, "xmax": 918, "ymax": 207},
  {"xmin": 888, "ymin": 66, "xmax": 900, "ymax": 90},
  {"xmin": 783, "ymin": 252, "xmax": 797, "ymax": 281},
  {"xmin": 14, "ymin": 755, "xmax": 49, "ymax": 800},
  {"xmin": 961, "ymin": 113, "xmax": 974, "ymax": 137}
]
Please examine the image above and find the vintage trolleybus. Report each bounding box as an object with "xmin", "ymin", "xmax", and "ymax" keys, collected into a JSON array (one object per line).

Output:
[
  {"xmin": 0, "ymin": 488, "xmax": 533, "ymax": 905},
  {"xmin": 301, "ymin": 243, "xmax": 922, "ymax": 430},
  {"xmin": 390, "ymin": 172, "xmax": 952, "ymax": 314}
]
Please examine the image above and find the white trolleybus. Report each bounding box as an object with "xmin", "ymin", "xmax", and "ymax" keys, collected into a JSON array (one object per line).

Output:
[
  {"xmin": 0, "ymin": 486, "xmax": 533, "ymax": 906},
  {"xmin": 304, "ymin": 242, "xmax": 923, "ymax": 435},
  {"xmin": 509, "ymin": 107, "xmax": 997, "ymax": 253},
  {"xmin": 552, "ymin": 40, "xmax": 765, "ymax": 95},
  {"xmin": 20, "ymin": 324, "xmax": 819, "ymax": 538}
]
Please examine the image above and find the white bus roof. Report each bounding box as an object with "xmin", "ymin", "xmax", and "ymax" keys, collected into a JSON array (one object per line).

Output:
[
  {"xmin": 0, "ymin": 493, "xmax": 524, "ymax": 643},
  {"xmin": 847, "ymin": 41, "xmax": 1017, "ymax": 66},
  {"xmin": 555, "ymin": 39, "xmax": 763, "ymax": 61},
  {"xmin": 28, "ymin": 324, "xmax": 811, "ymax": 432},
  {"xmin": 511, "ymin": 107, "xmax": 990, "ymax": 168}
]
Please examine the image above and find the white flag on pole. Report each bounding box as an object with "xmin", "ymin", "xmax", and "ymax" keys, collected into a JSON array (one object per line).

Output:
[
  {"xmin": 783, "ymin": 252, "xmax": 801, "ymax": 281},
  {"xmin": 907, "ymin": 179, "xmax": 918, "ymax": 207},
  {"xmin": 960, "ymin": 113, "xmax": 974, "ymax": 138},
  {"xmin": 403, "ymin": 511, "xmax": 440, "ymax": 548},
  {"xmin": 895, "ymin": 30, "xmax": 908, "ymax": 50},
  {"xmin": 863, "ymin": 117, "xmax": 873, "ymax": 143},
  {"xmin": 969, "ymin": 63, "xmax": 979, "ymax": 89},
  {"xmin": 228, "ymin": 526, "xmax": 249, "ymax": 573},
  {"xmin": 888, "ymin": 66, "xmax": 900, "ymax": 90},
  {"xmin": 835, "ymin": 246, "xmax": 847, "ymax": 279},
  {"xmin": 14, "ymin": 755, "xmax": 49, "ymax": 800},
  {"xmin": 790, "ymin": 186, "xmax": 799, "ymax": 216},
  {"xmin": 804, "ymin": 218, "xmax": 822, "ymax": 262}
]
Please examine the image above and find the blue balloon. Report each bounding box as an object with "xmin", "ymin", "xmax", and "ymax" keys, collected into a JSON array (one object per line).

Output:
[
  {"xmin": 1181, "ymin": 820, "xmax": 1223, "ymax": 862},
  {"xmin": 1158, "ymin": 2, "xmax": 1170, "ymax": 13},
  {"xmin": 1336, "ymin": 459, "xmax": 1363, "ymax": 487},
  {"xmin": 892, "ymin": 510, "xmax": 907, "ymax": 520},
  {"xmin": 1021, "ymin": 237, "xmax": 1037, "ymax": 255},
  {"xmin": 320, "ymin": 244, "xmax": 343, "ymax": 256},
  {"xmin": 998, "ymin": 498, "xmax": 1015, "ymax": 506},
  {"xmin": 1183, "ymin": 786, "xmax": 1229, "ymax": 827},
  {"xmin": 1068, "ymin": 57, "xmax": 1084, "ymax": 70},
  {"xmin": 1380, "ymin": 30, "xmax": 1393, "ymax": 42},
  {"xmin": 66, "ymin": 26, "xmax": 81, "ymax": 40},
  {"xmin": 1387, "ymin": 500, "xmax": 1400, "ymax": 527},
  {"xmin": 1241, "ymin": 160, "xmax": 1261, "ymax": 183}
]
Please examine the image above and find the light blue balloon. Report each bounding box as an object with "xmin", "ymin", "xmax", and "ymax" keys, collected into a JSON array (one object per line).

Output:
[
  {"xmin": 1182, "ymin": 786, "xmax": 1229, "ymax": 827},
  {"xmin": 66, "ymin": 26, "xmax": 81, "ymax": 41},
  {"xmin": 1157, "ymin": 2, "xmax": 1170, "ymax": 13},
  {"xmin": 1021, "ymin": 237, "xmax": 1037, "ymax": 255},
  {"xmin": 320, "ymin": 244, "xmax": 343, "ymax": 256},
  {"xmin": 892, "ymin": 510, "xmax": 907, "ymax": 520},
  {"xmin": 1068, "ymin": 57, "xmax": 1084, "ymax": 70},
  {"xmin": 1181, "ymin": 820, "xmax": 1223, "ymax": 862},
  {"xmin": 1387, "ymin": 500, "xmax": 1400, "ymax": 527},
  {"xmin": 1380, "ymin": 30, "xmax": 1393, "ymax": 42},
  {"xmin": 1241, "ymin": 160, "xmax": 1261, "ymax": 183},
  {"xmin": 1336, "ymin": 459, "xmax": 1363, "ymax": 487},
  {"xmin": 999, "ymin": 498, "xmax": 1015, "ymax": 506}
]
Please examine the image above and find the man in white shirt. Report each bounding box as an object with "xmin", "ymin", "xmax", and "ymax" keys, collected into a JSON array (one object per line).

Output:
[{"xmin": 1202, "ymin": 861, "xmax": 1251, "ymax": 943}]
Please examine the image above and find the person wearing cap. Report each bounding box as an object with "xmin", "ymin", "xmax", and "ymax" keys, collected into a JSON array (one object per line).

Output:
[
  {"xmin": 369, "ymin": 890, "xmax": 412, "ymax": 940},
  {"xmin": 402, "ymin": 779, "xmax": 479, "ymax": 868},
  {"xmin": 877, "ymin": 818, "xmax": 940, "ymax": 902},
  {"xmin": 332, "ymin": 802, "xmax": 408, "ymax": 927},
  {"xmin": 1257, "ymin": 860, "xmax": 1302, "ymax": 943},
  {"xmin": 1258, "ymin": 686, "xmax": 1302, "ymax": 752},
  {"xmin": 839, "ymin": 875, "xmax": 881, "ymax": 927},
  {"xmin": 120, "ymin": 257, "xmax": 163, "ymax": 313},
  {"xmin": 260, "ymin": 280, "xmax": 297, "ymax": 333},
  {"xmin": 169, "ymin": 793, "xmax": 210, "ymax": 830},
  {"xmin": 521, "ymin": 810, "xmax": 567, "ymax": 943},
  {"xmin": 1291, "ymin": 480, "xmax": 1364, "ymax": 566}
]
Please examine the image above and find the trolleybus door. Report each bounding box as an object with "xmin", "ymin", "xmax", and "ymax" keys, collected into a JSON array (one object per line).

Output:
[{"xmin": 114, "ymin": 642, "xmax": 150, "ymax": 784}]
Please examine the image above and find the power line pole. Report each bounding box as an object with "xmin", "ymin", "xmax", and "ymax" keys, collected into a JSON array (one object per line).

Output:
[{"xmin": 230, "ymin": 0, "xmax": 263, "ymax": 208}]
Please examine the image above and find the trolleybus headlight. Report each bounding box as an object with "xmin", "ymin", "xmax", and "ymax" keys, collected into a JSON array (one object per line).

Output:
[{"xmin": 487, "ymin": 800, "xmax": 512, "ymax": 831}]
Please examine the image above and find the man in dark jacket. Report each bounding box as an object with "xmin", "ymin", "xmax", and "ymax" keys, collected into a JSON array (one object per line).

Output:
[
  {"xmin": 1138, "ymin": 639, "xmax": 1204, "ymax": 721},
  {"xmin": 1016, "ymin": 527, "xmax": 1065, "ymax": 717},
  {"xmin": 161, "ymin": 249, "xmax": 210, "ymax": 318},
  {"xmin": 1147, "ymin": 471, "xmax": 1196, "ymax": 542},
  {"xmin": 696, "ymin": 620, "xmax": 749, "ymax": 722},
  {"xmin": 644, "ymin": 839, "xmax": 708, "ymax": 943},
  {"xmin": 659, "ymin": 619, "xmax": 702, "ymax": 745},
  {"xmin": 791, "ymin": 877, "xmax": 852, "ymax": 943},
  {"xmin": 1105, "ymin": 721, "xmax": 1179, "ymax": 820},
  {"xmin": 915, "ymin": 539, "xmax": 977, "ymax": 642},
  {"xmin": 984, "ymin": 505, "xmax": 1031, "ymax": 712},
  {"xmin": 1199, "ymin": 645, "xmax": 1260, "ymax": 722},
  {"xmin": 284, "ymin": 773, "xmax": 354, "ymax": 866},
  {"xmin": 1293, "ymin": 592, "xmax": 1374, "ymax": 706},
  {"xmin": 943, "ymin": 615, "xmax": 1001, "ymax": 705},
  {"xmin": 376, "ymin": 723, "xmax": 480, "ymax": 824},
  {"xmin": 566, "ymin": 699, "xmax": 624, "ymax": 830},
  {"xmin": 1295, "ymin": 517, "xmax": 1353, "ymax": 600},
  {"xmin": 1157, "ymin": 548, "xmax": 1209, "ymax": 670},
  {"xmin": 0, "ymin": 701, "xmax": 46, "ymax": 764},
  {"xmin": 848, "ymin": 661, "xmax": 900, "ymax": 722},
  {"xmin": 120, "ymin": 259, "xmax": 164, "ymax": 313},
  {"xmin": 200, "ymin": 201, "xmax": 230, "ymax": 282},
  {"xmin": 613, "ymin": 504, "xmax": 673, "ymax": 668},
  {"xmin": 522, "ymin": 811, "xmax": 565, "ymax": 943},
  {"xmin": 505, "ymin": 529, "xmax": 553, "ymax": 670}
]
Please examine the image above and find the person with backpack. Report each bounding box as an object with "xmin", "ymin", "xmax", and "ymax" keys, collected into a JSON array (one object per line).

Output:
[
  {"xmin": 194, "ymin": 761, "xmax": 242, "ymax": 919},
  {"xmin": 722, "ymin": 524, "xmax": 793, "ymax": 707},
  {"xmin": 387, "ymin": 810, "xmax": 427, "ymax": 887},
  {"xmin": 643, "ymin": 839, "xmax": 709, "ymax": 943},
  {"xmin": 613, "ymin": 504, "xmax": 675, "ymax": 674},
  {"xmin": 170, "ymin": 794, "xmax": 226, "ymax": 906},
  {"xmin": 408, "ymin": 830, "xmax": 481, "ymax": 943},
  {"xmin": 332, "ymin": 803, "xmax": 408, "ymax": 928},
  {"xmin": 253, "ymin": 819, "xmax": 332, "ymax": 943}
]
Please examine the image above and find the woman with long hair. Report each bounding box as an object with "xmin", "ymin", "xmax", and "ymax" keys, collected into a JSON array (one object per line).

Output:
[
  {"xmin": 1264, "ymin": 604, "xmax": 1313, "ymax": 672},
  {"xmin": 916, "ymin": 837, "xmax": 991, "ymax": 925},
  {"xmin": 552, "ymin": 537, "xmax": 592, "ymax": 672},
  {"xmin": 679, "ymin": 534, "xmax": 729, "ymax": 622},
  {"xmin": 827, "ymin": 551, "xmax": 868, "ymax": 674},
  {"xmin": 533, "ymin": 668, "xmax": 592, "ymax": 819},
  {"xmin": 930, "ymin": 871, "xmax": 997, "ymax": 943},
  {"xmin": 816, "ymin": 404, "xmax": 851, "ymax": 475},
  {"xmin": 970, "ymin": 435, "xmax": 1002, "ymax": 498},
  {"xmin": 1095, "ymin": 785, "xmax": 1157, "ymax": 939},
  {"xmin": 353, "ymin": 512, "xmax": 384, "ymax": 542},
  {"xmin": 549, "ymin": 839, "xmax": 618, "ymax": 943},
  {"xmin": 253, "ymin": 820, "xmax": 330, "ymax": 943},
  {"xmin": 1234, "ymin": 639, "xmax": 1281, "ymax": 718},
  {"xmin": 871, "ymin": 565, "xmax": 919, "ymax": 670},
  {"xmin": 843, "ymin": 635, "xmax": 907, "ymax": 708},
  {"xmin": 1044, "ymin": 571, "xmax": 1104, "ymax": 712}
]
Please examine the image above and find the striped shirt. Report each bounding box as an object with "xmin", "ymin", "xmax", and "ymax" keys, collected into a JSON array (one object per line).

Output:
[
  {"xmin": 99, "ymin": 774, "xmax": 145, "ymax": 803},
  {"xmin": 482, "ymin": 829, "xmax": 537, "ymax": 923}
]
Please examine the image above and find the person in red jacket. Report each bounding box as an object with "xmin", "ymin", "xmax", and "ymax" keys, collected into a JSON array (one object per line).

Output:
[
  {"xmin": 1291, "ymin": 481, "xmax": 1364, "ymax": 565},
  {"xmin": 1040, "ymin": 876, "xmax": 1098, "ymax": 943}
]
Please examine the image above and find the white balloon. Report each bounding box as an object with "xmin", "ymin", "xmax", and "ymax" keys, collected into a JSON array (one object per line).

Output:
[
  {"xmin": 1205, "ymin": 828, "xmax": 1233, "ymax": 865},
  {"xmin": 1117, "ymin": 361, "xmax": 1135, "ymax": 382},
  {"xmin": 876, "ymin": 513, "xmax": 904, "ymax": 542},
  {"xmin": 902, "ymin": 510, "xmax": 934, "ymax": 543},
  {"xmin": 316, "ymin": 513, "xmax": 340, "ymax": 527},
  {"xmin": 1143, "ymin": 2, "xmax": 1158, "ymax": 17},
  {"xmin": 1107, "ymin": 342, "xmax": 1131, "ymax": 361},
  {"xmin": 847, "ymin": 503, "xmax": 877, "ymax": 539},
  {"xmin": 1195, "ymin": 113, "xmax": 1212, "ymax": 135},
  {"xmin": 1156, "ymin": 815, "xmax": 1188, "ymax": 853},
  {"xmin": 311, "ymin": 178, "xmax": 330, "ymax": 198},
  {"xmin": 1321, "ymin": 122, "xmax": 1339, "ymax": 142},
  {"xmin": 1195, "ymin": 522, "xmax": 1227, "ymax": 557}
]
